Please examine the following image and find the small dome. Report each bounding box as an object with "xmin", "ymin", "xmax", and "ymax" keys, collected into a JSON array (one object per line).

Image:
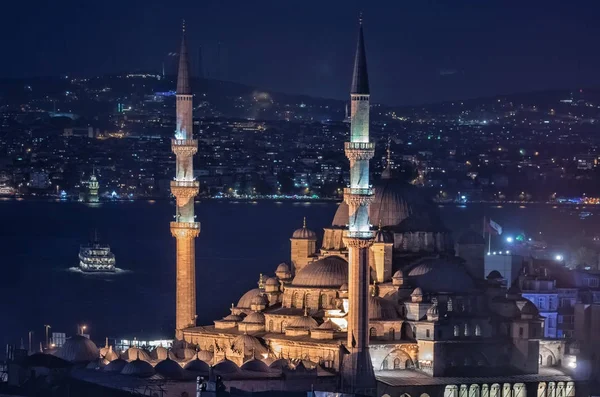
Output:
[
  {"xmin": 120, "ymin": 359, "xmax": 155, "ymax": 377},
  {"xmin": 103, "ymin": 346, "xmax": 119, "ymax": 362},
  {"xmin": 292, "ymin": 256, "xmax": 348, "ymax": 288},
  {"xmin": 288, "ymin": 315, "xmax": 319, "ymax": 330},
  {"xmin": 276, "ymin": 263, "xmax": 291, "ymax": 274},
  {"xmin": 369, "ymin": 296, "xmax": 401, "ymax": 320},
  {"xmin": 152, "ymin": 346, "xmax": 176, "ymax": 361},
  {"xmin": 242, "ymin": 311, "xmax": 265, "ymax": 324},
  {"xmin": 251, "ymin": 295, "xmax": 268, "ymax": 306},
  {"xmin": 374, "ymin": 229, "xmax": 393, "ymax": 244},
  {"xmin": 232, "ymin": 334, "xmax": 267, "ymax": 355},
  {"xmin": 54, "ymin": 335, "xmax": 99, "ymax": 363},
  {"xmin": 487, "ymin": 270, "xmax": 504, "ymax": 280},
  {"xmin": 122, "ymin": 347, "xmax": 151, "ymax": 362},
  {"xmin": 411, "ymin": 287, "xmax": 423, "ymax": 296},
  {"xmin": 269, "ymin": 358, "xmax": 292, "ymax": 369},
  {"xmin": 197, "ymin": 350, "xmax": 214, "ymax": 364},
  {"xmin": 458, "ymin": 230, "xmax": 486, "ymax": 245},
  {"xmin": 265, "ymin": 277, "xmax": 279, "ymax": 286},
  {"xmin": 292, "ymin": 227, "xmax": 317, "ymax": 240},
  {"xmin": 213, "ymin": 358, "xmax": 240, "ymax": 374},
  {"xmin": 236, "ymin": 288, "xmax": 265, "ymax": 309},
  {"xmin": 103, "ymin": 358, "xmax": 127, "ymax": 372},
  {"xmin": 86, "ymin": 358, "xmax": 106, "ymax": 370},
  {"xmin": 154, "ymin": 357, "xmax": 184, "ymax": 379},
  {"xmin": 340, "ymin": 283, "xmax": 348, "ymax": 291},
  {"xmin": 184, "ymin": 357, "xmax": 210, "ymax": 373},
  {"xmin": 318, "ymin": 320, "xmax": 341, "ymax": 331},
  {"xmin": 393, "ymin": 270, "xmax": 404, "ymax": 279},
  {"xmin": 241, "ymin": 358, "xmax": 270, "ymax": 372},
  {"xmin": 177, "ymin": 347, "xmax": 197, "ymax": 361}
]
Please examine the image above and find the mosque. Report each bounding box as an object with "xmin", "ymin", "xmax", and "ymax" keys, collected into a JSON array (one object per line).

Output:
[{"xmin": 9, "ymin": 18, "xmax": 580, "ymax": 397}]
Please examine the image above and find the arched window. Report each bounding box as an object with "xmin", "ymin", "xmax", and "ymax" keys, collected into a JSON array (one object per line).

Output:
[
  {"xmin": 268, "ymin": 320, "xmax": 273, "ymax": 332},
  {"xmin": 475, "ymin": 324, "xmax": 482, "ymax": 336},
  {"xmin": 292, "ymin": 292, "xmax": 300, "ymax": 308},
  {"xmin": 369, "ymin": 327, "xmax": 377, "ymax": 338},
  {"xmin": 382, "ymin": 359, "xmax": 389, "ymax": 370},
  {"xmin": 319, "ymin": 294, "xmax": 328, "ymax": 309},
  {"xmin": 281, "ymin": 321, "xmax": 288, "ymax": 332},
  {"xmin": 454, "ymin": 325, "xmax": 460, "ymax": 337},
  {"xmin": 413, "ymin": 326, "xmax": 417, "ymax": 338},
  {"xmin": 394, "ymin": 358, "xmax": 401, "ymax": 369},
  {"xmin": 426, "ymin": 329, "xmax": 430, "ymax": 338},
  {"xmin": 304, "ymin": 293, "xmax": 311, "ymax": 310},
  {"xmin": 464, "ymin": 324, "xmax": 470, "ymax": 336},
  {"xmin": 389, "ymin": 328, "xmax": 395, "ymax": 341}
]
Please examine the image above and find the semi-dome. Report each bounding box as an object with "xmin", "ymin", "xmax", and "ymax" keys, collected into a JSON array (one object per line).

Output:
[
  {"xmin": 237, "ymin": 289, "xmax": 265, "ymax": 309},
  {"xmin": 332, "ymin": 174, "xmax": 442, "ymax": 230},
  {"xmin": 242, "ymin": 311, "xmax": 265, "ymax": 324},
  {"xmin": 122, "ymin": 347, "xmax": 151, "ymax": 362},
  {"xmin": 154, "ymin": 357, "xmax": 184, "ymax": 379},
  {"xmin": 458, "ymin": 230, "xmax": 486, "ymax": 245},
  {"xmin": 54, "ymin": 335, "xmax": 99, "ymax": 363},
  {"xmin": 292, "ymin": 256, "xmax": 348, "ymax": 287},
  {"xmin": 407, "ymin": 258, "xmax": 475, "ymax": 293},
  {"xmin": 369, "ymin": 296, "xmax": 401, "ymax": 320},
  {"xmin": 288, "ymin": 315, "xmax": 319, "ymax": 329},
  {"xmin": 241, "ymin": 358, "xmax": 271, "ymax": 372},
  {"xmin": 232, "ymin": 334, "xmax": 267, "ymax": 355},
  {"xmin": 222, "ymin": 314, "xmax": 243, "ymax": 322},
  {"xmin": 103, "ymin": 358, "xmax": 127, "ymax": 373},
  {"xmin": 213, "ymin": 358, "xmax": 240, "ymax": 374},
  {"xmin": 120, "ymin": 359, "xmax": 155, "ymax": 377},
  {"xmin": 184, "ymin": 357, "xmax": 210, "ymax": 373}
]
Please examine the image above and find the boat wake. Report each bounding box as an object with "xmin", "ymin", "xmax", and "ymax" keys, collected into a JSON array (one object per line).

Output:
[{"xmin": 65, "ymin": 267, "xmax": 132, "ymax": 275}]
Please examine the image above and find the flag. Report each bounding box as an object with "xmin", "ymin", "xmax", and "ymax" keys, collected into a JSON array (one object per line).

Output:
[{"xmin": 488, "ymin": 219, "xmax": 503, "ymax": 235}]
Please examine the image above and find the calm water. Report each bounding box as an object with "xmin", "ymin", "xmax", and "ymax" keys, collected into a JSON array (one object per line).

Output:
[{"xmin": 0, "ymin": 199, "xmax": 597, "ymax": 347}]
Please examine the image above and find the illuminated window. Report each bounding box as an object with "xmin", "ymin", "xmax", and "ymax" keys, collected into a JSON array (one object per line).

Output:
[
  {"xmin": 454, "ymin": 325, "xmax": 460, "ymax": 337},
  {"xmin": 475, "ymin": 324, "xmax": 482, "ymax": 336}
]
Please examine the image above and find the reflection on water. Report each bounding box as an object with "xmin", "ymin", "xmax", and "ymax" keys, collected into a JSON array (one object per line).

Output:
[{"xmin": 65, "ymin": 267, "xmax": 132, "ymax": 275}]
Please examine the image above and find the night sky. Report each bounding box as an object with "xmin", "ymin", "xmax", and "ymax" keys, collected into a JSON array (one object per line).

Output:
[{"xmin": 2, "ymin": 0, "xmax": 600, "ymax": 105}]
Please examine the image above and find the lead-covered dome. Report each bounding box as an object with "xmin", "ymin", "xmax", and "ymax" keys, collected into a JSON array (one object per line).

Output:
[
  {"xmin": 242, "ymin": 311, "xmax": 265, "ymax": 324},
  {"xmin": 154, "ymin": 357, "xmax": 184, "ymax": 379},
  {"xmin": 369, "ymin": 296, "xmax": 401, "ymax": 320},
  {"xmin": 120, "ymin": 359, "xmax": 155, "ymax": 377},
  {"xmin": 213, "ymin": 358, "xmax": 240, "ymax": 374},
  {"xmin": 184, "ymin": 357, "xmax": 210, "ymax": 373},
  {"xmin": 292, "ymin": 227, "xmax": 317, "ymax": 239},
  {"xmin": 103, "ymin": 358, "xmax": 127, "ymax": 373},
  {"xmin": 288, "ymin": 315, "xmax": 319, "ymax": 330},
  {"xmin": 54, "ymin": 335, "xmax": 99, "ymax": 363},
  {"xmin": 232, "ymin": 334, "xmax": 268, "ymax": 355},
  {"xmin": 292, "ymin": 256, "xmax": 348, "ymax": 287},
  {"xmin": 407, "ymin": 258, "xmax": 475, "ymax": 293},
  {"xmin": 241, "ymin": 358, "xmax": 271, "ymax": 372}
]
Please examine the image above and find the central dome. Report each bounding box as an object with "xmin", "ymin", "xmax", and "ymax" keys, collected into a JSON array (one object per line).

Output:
[
  {"xmin": 332, "ymin": 174, "xmax": 442, "ymax": 230},
  {"xmin": 292, "ymin": 256, "xmax": 348, "ymax": 287}
]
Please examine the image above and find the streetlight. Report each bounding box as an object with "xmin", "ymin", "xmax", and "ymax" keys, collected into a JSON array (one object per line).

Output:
[
  {"xmin": 555, "ymin": 255, "xmax": 563, "ymax": 261},
  {"xmin": 44, "ymin": 325, "xmax": 51, "ymax": 349},
  {"xmin": 506, "ymin": 236, "xmax": 514, "ymax": 243}
]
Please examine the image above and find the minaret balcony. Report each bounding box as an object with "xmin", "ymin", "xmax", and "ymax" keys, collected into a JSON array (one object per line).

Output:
[
  {"xmin": 170, "ymin": 180, "xmax": 199, "ymax": 206},
  {"xmin": 344, "ymin": 142, "xmax": 374, "ymax": 161},
  {"xmin": 171, "ymin": 138, "xmax": 198, "ymax": 157},
  {"xmin": 343, "ymin": 230, "xmax": 374, "ymax": 246},
  {"xmin": 344, "ymin": 187, "xmax": 374, "ymax": 207},
  {"xmin": 170, "ymin": 221, "xmax": 201, "ymax": 238}
]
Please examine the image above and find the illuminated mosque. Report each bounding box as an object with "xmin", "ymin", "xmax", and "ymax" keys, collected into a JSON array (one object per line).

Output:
[{"xmin": 17, "ymin": 18, "xmax": 579, "ymax": 397}]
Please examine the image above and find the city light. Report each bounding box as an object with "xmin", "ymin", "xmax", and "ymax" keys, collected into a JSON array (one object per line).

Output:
[
  {"xmin": 506, "ymin": 236, "xmax": 513, "ymax": 243},
  {"xmin": 555, "ymin": 255, "xmax": 563, "ymax": 261}
]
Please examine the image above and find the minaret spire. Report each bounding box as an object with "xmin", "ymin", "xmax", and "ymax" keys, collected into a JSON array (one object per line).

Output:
[
  {"xmin": 351, "ymin": 14, "xmax": 370, "ymax": 95},
  {"xmin": 177, "ymin": 20, "xmax": 192, "ymax": 95}
]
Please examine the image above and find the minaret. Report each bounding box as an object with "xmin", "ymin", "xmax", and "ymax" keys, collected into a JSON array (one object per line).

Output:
[
  {"xmin": 341, "ymin": 15, "xmax": 376, "ymax": 394},
  {"xmin": 170, "ymin": 20, "xmax": 200, "ymax": 339}
]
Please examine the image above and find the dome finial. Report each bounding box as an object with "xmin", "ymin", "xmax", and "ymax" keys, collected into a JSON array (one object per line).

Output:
[
  {"xmin": 182, "ymin": 19, "xmax": 186, "ymax": 33},
  {"xmin": 378, "ymin": 218, "xmax": 382, "ymax": 230},
  {"xmin": 359, "ymin": 11, "xmax": 363, "ymax": 25},
  {"xmin": 303, "ymin": 216, "xmax": 306, "ymax": 228}
]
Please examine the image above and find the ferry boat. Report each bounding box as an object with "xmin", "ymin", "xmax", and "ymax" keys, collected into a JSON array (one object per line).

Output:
[{"xmin": 79, "ymin": 232, "xmax": 116, "ymax": 272}]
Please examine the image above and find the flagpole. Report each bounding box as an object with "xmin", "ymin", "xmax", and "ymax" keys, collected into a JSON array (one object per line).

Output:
[{"xmin": 488, "ymin": 231, "xmax": 491, "ymax": 254}]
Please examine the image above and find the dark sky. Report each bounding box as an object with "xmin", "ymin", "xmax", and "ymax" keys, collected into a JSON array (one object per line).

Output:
[{"xmin": 2, "ymin": 0, "xmax": 600, "ymax": 105}]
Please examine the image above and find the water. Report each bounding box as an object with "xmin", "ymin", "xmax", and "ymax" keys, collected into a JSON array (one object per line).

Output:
[{"xmin": 0, "ymin": 199, "xmax": 596, "ymax": 347}]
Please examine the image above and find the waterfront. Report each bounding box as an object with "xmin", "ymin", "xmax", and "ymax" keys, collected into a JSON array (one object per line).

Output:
[{"xmin": 0, "ymin": 199, "xmax": 598, "ymax": 347}]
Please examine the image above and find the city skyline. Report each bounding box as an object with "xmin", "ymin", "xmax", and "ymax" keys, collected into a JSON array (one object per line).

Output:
[{"xmin": 3, "ymin": 0, "xmax": 600, "ymax": 105}]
